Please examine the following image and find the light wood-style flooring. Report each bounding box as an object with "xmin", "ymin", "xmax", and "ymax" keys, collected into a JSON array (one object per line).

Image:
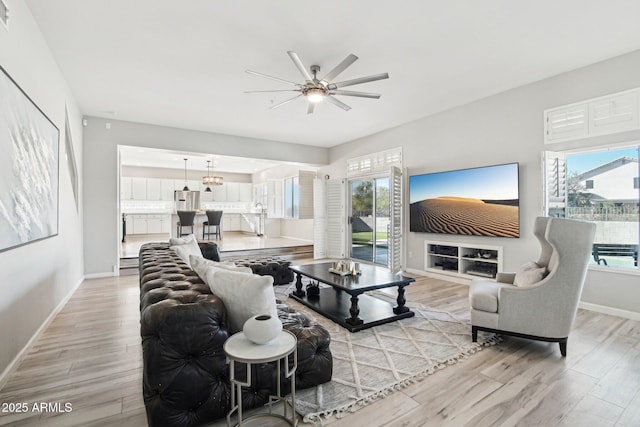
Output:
[{"xmin": 1, "ymin": 268, "xmax": 639, "ymax": 426}]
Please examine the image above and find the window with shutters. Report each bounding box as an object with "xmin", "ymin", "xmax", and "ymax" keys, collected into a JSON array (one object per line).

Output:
[
  {"xmin": 544, "ymin": 87, "xmax": 640, "ymax": 144},
  {"xmin": 347, "ymin": 147, "xmax": 402, "ymax": 177},
  {"xmin": 544, "ymin": 144, "xmax": 639, "ymax": 271}
]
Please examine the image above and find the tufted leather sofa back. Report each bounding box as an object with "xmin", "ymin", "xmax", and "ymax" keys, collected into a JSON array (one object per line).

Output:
[{"xmin": 139, "ymin": 243, "xmax": 332, "ymax": 426}]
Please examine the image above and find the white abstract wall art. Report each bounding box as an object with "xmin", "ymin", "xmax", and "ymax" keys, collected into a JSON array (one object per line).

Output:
[{"xmin": 0, "ymin": 66, "xmax": 59, "ymax": 253}]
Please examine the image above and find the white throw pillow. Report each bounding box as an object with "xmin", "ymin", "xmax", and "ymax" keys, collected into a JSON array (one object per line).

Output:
[
  {"xmin": 189, "ymin": 255, "xmax": 253, "ymax": 277},
  {"xmin": 169, "ymin": 234, "xmax": 198, "ymax": 247},
  {"xmin": 513, "ymin": 262, "xmax": 547, "ymax": 287},
  {"xmin": 201, "ymin": 265, "xmax": 277, "ymax": 333},
  {"xmin": 170, "ymin": 244, "xmax": 202, "ymax": 267}
]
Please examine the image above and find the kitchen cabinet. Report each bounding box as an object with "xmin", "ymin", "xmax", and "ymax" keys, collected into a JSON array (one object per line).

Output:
[
  {"xmin": 131, "ymin": 178, "xmax": 147, "ymax": 200},
  {"xmin": 125, "ymin": 214, "xmax": 134, "ymax": 235},
  {"xmin": 225, "ymin": 182, "xmax": 240, "ymax": 201},
  {"xmin": 127, "ymin": 214, "xmax": 171, "ymax": 235},
  {"xmin": 161, "ymin": 179, "xmax": 175, "ymax": 201},
  {"xmin": 146, "ymin": 216, "xmax": 163, "ymax": 234},
  {"xmin": 132, "ymin": 215, "xmax": 148, "ymax": 234},
  {"xmin": 146, "ymin": 179, "xmax": 161, "ymax": 200},
  {"xmin": 223, "ymin": 214, "xmax": 241, "ymax": 231},
  {"xmin": 239, "ymin": 183, "xmax": 252, "ymax": 202},
  {"xmin": 212, "ymin": 185, "xmax": 226, "ymax": 202},
  {"xmin": 121, "ymin": 177, "xmax": 133, "ymax": 200}
]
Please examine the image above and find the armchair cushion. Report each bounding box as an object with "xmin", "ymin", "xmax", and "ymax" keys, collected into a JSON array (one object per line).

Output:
[
  {"xmin": 513, "ymin": 263, "xmax": 547, "ymax": 287},
  {"xmin": 469, "ymin": 280, "xmax": 515, "ymax": 313}
]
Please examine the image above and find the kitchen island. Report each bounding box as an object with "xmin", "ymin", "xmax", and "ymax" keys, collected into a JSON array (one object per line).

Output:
[{"xmin": 169, "ymin": 212, "xmax": 280, "ymax": 239}]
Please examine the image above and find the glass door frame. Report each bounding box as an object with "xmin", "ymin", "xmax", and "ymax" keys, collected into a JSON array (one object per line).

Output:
[{"xmin": 347, "ymin": 173, "xmax": 391, "ymax": 266}]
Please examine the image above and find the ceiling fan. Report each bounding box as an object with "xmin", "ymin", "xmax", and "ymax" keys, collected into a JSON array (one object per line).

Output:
[{"xmin": 245, "ymin": 51, "xmax": 389, "ymax": 114}]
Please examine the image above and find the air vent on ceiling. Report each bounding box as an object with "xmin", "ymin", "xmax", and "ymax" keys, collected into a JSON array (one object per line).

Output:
[{"xmin": 0, "ymin": 0, "xmax": 8, "ymax": 29}]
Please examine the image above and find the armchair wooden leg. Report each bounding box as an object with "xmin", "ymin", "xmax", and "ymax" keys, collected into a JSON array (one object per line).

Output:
[
  {"xmin": 472, "ymin": 326, "xmax": 478, "ymax": 342},
  {"xmin": 559, "ymin": 340, "xmax": 567, "ymax": 357}
]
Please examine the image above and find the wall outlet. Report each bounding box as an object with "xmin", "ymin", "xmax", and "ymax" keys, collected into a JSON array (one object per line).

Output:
[{"xmin": 408, "ymin": 251, "xmax": 413, "ymax": 258}]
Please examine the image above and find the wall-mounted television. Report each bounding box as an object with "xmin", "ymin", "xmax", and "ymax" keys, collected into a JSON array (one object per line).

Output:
[{"xmin": 409, "ymin": 163, "xmax": 519, "ymax": 237}]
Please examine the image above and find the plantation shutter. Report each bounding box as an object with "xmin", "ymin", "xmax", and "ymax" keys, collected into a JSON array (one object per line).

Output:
[
  {"xmin": 313, "ymin": 179, "xmax": 327, "ymax": 259},
  {"xmin": 543, "ymin": 151, "xmax": 567, "ymax": 217},
  {"xmin": 544, "ymin": 104, "xmax": 588, "ymax": 144},
  {"xmin": 313, "ymin": 179, "xmax": 346, "ymax": 259},
  {"xmin": 388, "ymin": 166, "xmax": 403, "ymax": 273}
]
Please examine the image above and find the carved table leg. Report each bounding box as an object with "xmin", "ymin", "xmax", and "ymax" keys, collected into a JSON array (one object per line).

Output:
[
  {"xmin": 292, "ymin": 272, "xmax": 305, "ymax": 297},
  {"xmin": 345, "ymin": 294, "xmax": 364, "ymax": 326},
  {"xmin": 393, "ymin": 285, "xmax": 410, "ymax": 314}
]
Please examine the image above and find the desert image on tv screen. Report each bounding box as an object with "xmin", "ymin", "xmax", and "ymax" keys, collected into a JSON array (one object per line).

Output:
[{"xmin": 409, "ymin": 163, "xmax": 519, "ymax": 237}]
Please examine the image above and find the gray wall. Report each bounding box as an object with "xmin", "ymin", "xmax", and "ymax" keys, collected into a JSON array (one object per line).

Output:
[
  {"xmin": 323, "ymin": 49, "xmax": 640, "ymax": 314},
  {"xmin": 83, "ymin": 118, "xmax": 329, "ymax": 274},
  {"xmin": 0, "ymin": 0, "xmax": 85, "ymax": 376}
]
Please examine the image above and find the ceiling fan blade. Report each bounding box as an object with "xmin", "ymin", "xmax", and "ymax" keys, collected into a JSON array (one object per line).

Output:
[
  {"xmin": 246, "ymin": 70, "xmax": 301, "ymax": 86},
  {"xmin": 269, "ymin": 94, "xmax": 303, "ymax": 110},
  {"xmin": 331, "ymin": 90, "xmax": 381, "ymax": 99},
  {"xmin": 307, "ymin": 103, "xmax": 315, "ymax": 115},
  {"xmin": 244, "ymin": 89, "xmax": 301, "ymax": 93},
  {"xmin": 328, "ymin": 72, "xmax": 389, "ymax": 89},
  {"xmin": 320, "ymin": 54, "xmax": 358, "ymax": 84},
  {"xmin": 287, "ymin": 51, "xmax": 313, "ymax": 82},
  {"xmin": 325, "ymin": 95, "xmax": 352, "ymax": 111}
]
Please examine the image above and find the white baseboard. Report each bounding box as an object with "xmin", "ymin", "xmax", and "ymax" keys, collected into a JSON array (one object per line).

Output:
[
  {"xmin": 84, "ymin": 271, "xmax": 117, "ymax": 279},
  {"xmin": 0, "ymin": 275, "xmax": 85, "ymax": 389},
  {"xmin": 405, "ymin": 268, "xmax": 472, "ymax": 285},
  {"xmin": 578, "ymin": 301, "xmax": 640, "ymax": 320}
]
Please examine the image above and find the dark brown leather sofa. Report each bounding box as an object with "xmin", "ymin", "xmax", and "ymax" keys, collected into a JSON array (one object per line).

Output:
[{"xmin": 138, "ymin": 242, "xmax": 332, "ymax": 426}]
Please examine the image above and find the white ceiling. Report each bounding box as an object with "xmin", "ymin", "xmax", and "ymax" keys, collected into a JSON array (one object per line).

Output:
[{"xmin": 26, "ymin": 0, "xmax": 640, "ymax": 149}]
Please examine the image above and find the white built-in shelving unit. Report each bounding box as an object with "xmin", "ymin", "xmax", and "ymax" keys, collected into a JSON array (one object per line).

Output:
[{"xmin": 424, "ymin": 240, "xmax": 503, "ymax": 280}]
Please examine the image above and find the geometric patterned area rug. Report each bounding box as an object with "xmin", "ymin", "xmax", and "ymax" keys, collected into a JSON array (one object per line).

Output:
[{"xmin": 277, "ymin": 288, "xmax": 500, "ymax": 425}]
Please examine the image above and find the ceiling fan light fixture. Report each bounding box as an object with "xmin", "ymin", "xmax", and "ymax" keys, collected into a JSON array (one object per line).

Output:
[{"xmin": 306, "ymin": 88, "xmax": 325, "ymax": 103}]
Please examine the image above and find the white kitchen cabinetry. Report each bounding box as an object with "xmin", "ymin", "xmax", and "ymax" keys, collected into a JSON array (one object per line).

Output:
[
  {"xmin": 131, "ymin": 178, "xmax": 147, "ymax": 200},
  {"xmin": 212, "ymin": 185, "xmax": 226, "ymax": 202},
  {"xmin": 223, "ymin": 214, "xmax": 241, "ymax": 231},
  {"xmin": 131, "ymin": 215, "xmax": 148, "ymax": 234},
  {"xmin": 239, "ymin": 183, "xmax": 252, "ymax": 202},
  {"xmin": 125, "ymin": 215, "xmax": 134, "ymax": 235},
  {"xmin": 424, "ymin": 241, "xmax": 503, "ymax": 280},
  {"xmin": 146, "ymin": 179, "xmax": 161, "ymax": 200},
  {"xmin": 161, "ymin": 179, "xmax": 175, "ymax": 201},
  {"xmin": 146, "ymin": 216, "xmax": 163, "ymax": 234},
  {"xmin": 127, "ymin": 214, "xmax": 171, "ymax": 235},
  {"xmin": 160, "ymin": 215, "xmax": 172, "ymax": 233},
  {"xmin": 225, "ymin": 182, "xmax": 240, "ymax": 201},
  {"xmin": 121, "ymin": 177, "xmax": 133, "ymax": 200}
]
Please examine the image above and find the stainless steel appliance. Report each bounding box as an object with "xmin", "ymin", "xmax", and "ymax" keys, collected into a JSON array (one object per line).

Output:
[{"xmin": 174, "ymin": 191, "xmax": 200, "ymax": 211}]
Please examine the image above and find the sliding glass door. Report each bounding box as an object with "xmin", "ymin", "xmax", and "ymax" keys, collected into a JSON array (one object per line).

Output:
[{"xmin": 349, "ymin": 177, "xmax": 390, "ymax": 265}]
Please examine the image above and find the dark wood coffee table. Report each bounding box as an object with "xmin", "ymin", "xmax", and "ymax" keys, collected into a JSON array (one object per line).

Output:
[{"xmin": 289, "ymin": 262, "xmax": 415, "ymax": 332}]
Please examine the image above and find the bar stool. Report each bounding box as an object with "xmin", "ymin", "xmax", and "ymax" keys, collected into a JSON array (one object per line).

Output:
[
  {"xmin": 203, "ymin": 210, "xmax": 223, "ymax": 240},
  {"xmin": 176, "ymin": 210, "xmax": 196, "ymax": 237}
]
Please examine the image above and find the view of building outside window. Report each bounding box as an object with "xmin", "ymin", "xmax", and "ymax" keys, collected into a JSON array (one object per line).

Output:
[{"xmin": 565, "ymin": 146, "xmax": 639, "ymax": 269}]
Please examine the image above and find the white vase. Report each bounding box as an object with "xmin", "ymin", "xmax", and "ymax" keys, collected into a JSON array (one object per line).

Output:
[{"xmin": 243, "ymin": 314, "xmax": 282, "ymax": 345}]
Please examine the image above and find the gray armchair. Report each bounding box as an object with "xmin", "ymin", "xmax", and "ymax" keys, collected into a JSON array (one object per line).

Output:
[{"xmin": 468, "ymin": 216, "xmax": 596, "ymax": 356}]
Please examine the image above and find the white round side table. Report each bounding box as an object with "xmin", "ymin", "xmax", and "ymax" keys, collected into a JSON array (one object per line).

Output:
[{"xmin": 224, "ymin": 330, "xmax": 297, "ymax": 427}]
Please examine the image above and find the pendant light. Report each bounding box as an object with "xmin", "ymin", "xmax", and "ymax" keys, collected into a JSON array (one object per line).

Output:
[
  {"xmin": 202, "ymin": 158, "xmax": 224, "ymax": 188},
  {"xmin": 204, "ymin": 160, "xmax": 212, "ymax": 192},
  {"xmin": 182, "ymin": 158, "xmax": 190, "ymax": 191}
]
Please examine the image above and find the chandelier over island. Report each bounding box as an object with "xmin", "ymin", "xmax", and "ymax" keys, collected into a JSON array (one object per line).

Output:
[{"xmin": 203, "ymin": 159, "xmax": 223, "ymax": 192}]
